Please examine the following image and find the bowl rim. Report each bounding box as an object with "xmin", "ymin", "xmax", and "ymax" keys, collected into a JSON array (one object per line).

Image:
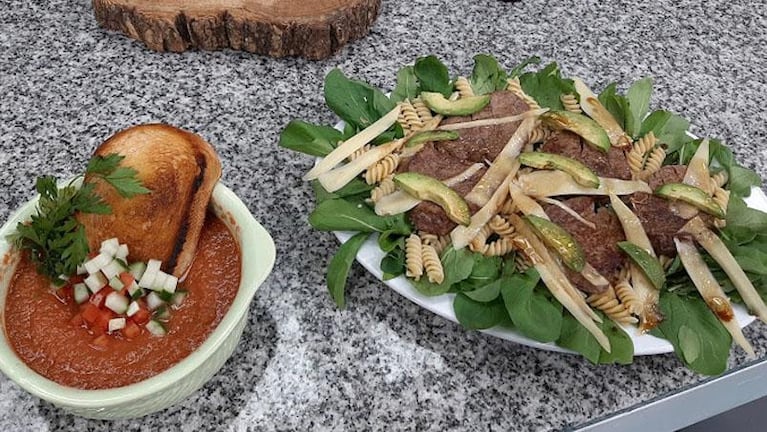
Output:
[{"xmin": 0, "ymin": 181, "xmax": 275, "ymax": 407}]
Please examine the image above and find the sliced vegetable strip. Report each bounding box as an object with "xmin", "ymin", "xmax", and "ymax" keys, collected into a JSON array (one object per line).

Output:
[
  {"xmin": 437, "ymin": 109, "xmax": 548, "ymax": 131},
  {"xmin": 451, "ymin": 172, "xmax": 515, "ymax": 249},
  {"xmin": 680, "ymin": 217, "xmax": 767, "ymax": 323},
  {"xmin": 518, "ymin": 171, "xmax": 651, "ymax": 197},
  {"xmin": 674, "ymin": 238, "xmax": 755, "ymax": 357},
  {"xmin": 510, "ymin": 215, "xmax": 610, "ymax": 352},
  {"xmin": 317, "ymin": 139, "xmax": 403, "ymax": 192},
  {"xmin": 304, "ymin": 105, "xmax": 401, "ymax": 180},
  {"xmin": 573, "ymin": 78, "xmax": 631, "ymax": 148}
]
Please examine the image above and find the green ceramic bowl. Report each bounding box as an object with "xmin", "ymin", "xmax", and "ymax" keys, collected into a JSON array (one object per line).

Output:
[{"xmin": 0, "ymin": 182, "xmax": 275, "ymax": 419}]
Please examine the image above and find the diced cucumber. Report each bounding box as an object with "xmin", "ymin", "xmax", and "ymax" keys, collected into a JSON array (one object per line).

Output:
[
  {"xmin": 109, "ymin": 276, "xmax": 124, "ymax": 291},
  {"xmin": 101, "ymin": 259, "xmax": 126, "ymax": 280},
  {"xmin": 115, "ymin": 244, "xmax": 129, "ymax": 262},
  {"xmin": 158, "ymin": 290, "xmax": 174, "ymax": 302},
  {"xmin": 84, "ymin": 272, "xmax": 107, "ymax": 293},
  {"xmin": 105, "ymin": 292, "xmax": 129, "ymax": 314},
  {"xmin": 73, "ymin": 283, "xmax": 90, "ymax": 304},
  {"xmin": 163, "ymin": 274, "xmax": 178, "ymax": 294},
  {"xmin": 151, "ymin": 272, "xmax": 169, "ymax": 292},
  {"xmin": 171, "ymin": 290, "xmax": 188, "ymax": 307},
  {"xmin": 76, "ymin": 264, "xmax": 87, "ymax": 275},
  {"xmin": 127, "ymin": 281, "xmax": 143, "ymax": 299},
  {"xmin": 146, "ymin": 320, "xmax": 167, "ymax": 336},
  {"xmin": 126, "ymin": 301, "xmax": 140, "ymax": 317},
  {"xmin": 108, "ymin": 317, "xmax": 126, "ymax": 332},
  {"xmin": 84, "ymin": 252, "xmax": 112, "ymax": 274},
  {"xmin": 138, "ymin": 259, "xmax": 162, "ymax": 289},
  {"xmin": 100, "ymin": 238, "xmax": 120, "ymax": 257},
  {"xmin": 146, "ymin": 291, "xmax": 164, "ymax": 310},
  {"xmin": 129, "ymin": 261, "xmax": 147, "ymax": 281},
  {"xmin": 153, "ymin": 305, "xmax": 170, "ymax": 321}
]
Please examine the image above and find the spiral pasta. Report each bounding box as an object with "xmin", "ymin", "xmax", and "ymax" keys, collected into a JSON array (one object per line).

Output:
[
  {"xmin": 400, "ymin": 99, "xmax": 424, "ymax": 132},
  {"xmin": 506, "ymin": 77, "xmax": 541, "ymax": 110},
  {"xmin": 489, "ymin": 215, "xmax": 516, "ymax": 238},
  {"xmin": 627, "ymin": 131, "xmax": 656, "ymax": 176},
  {"xmin": 711, "ymin": 170, "xmax": 729, "ymax": 189},
  {"xmin": 712, "ymin": 186, "xmax": 730, "ymax": 228},
  {"xmin": 482, "ymin": 237, "xmax": 514, "ymax": 257},
  {"xmin": 420, "ymin": 233, "xmax": 450, "ymax": 255},
  {"xmin": 405, "ymin": 234, "xmax": 424, "ymax": 280},
  {"xmin": 370, "ymin": 176, "xmax": 396, "ymax": 202},
  {"xmin": 422, "ymin": 244, "xmax": 444, "ymax": 284},
  {"xmin": 468, "ymin": 224, "xmax": 493, "ymax": 253},
  {"xmin": 560, "ymin": 93, "xmax": 582, "ymax": 114},
  {"xmin": 586, "ymin": 286, "xmax": 638, "ymax": 325},
  {"xmin": 614, "ymin": 277, "xmax": 641, "ymax": 315},
  {"xmin": 454, "ymin": 76, "xmax": 475, "ymax": 99},
  {"xmin": 412, "ymin": 98, "xmax": 433, "ymax": 123},
  {"xmin": 348, "ymin": 143, "xmax": 371, "ymax": 162},
  {"xmin": 640, "ymin": 146, "xmax": 666, "ymax": 180},
  {"xmin": 528, "ymin": 126, "xmax": 552, "ymax": 145},
  {"xmin": 364, "ymin": 154, "xmax": 401, "ymax": 185}
]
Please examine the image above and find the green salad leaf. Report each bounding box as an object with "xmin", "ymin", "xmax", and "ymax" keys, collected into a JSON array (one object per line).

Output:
[
  {"xmin": 327, "ymin": 232, "xmax": 370, "ymax": 308},
  {"xmin": 470, "ymin": 54, "xmax": 508, "ymax": 96},
  {"xmin": 391, "ymin": 65, "xmax": 419, "ymax": 103},
  {"xmin": 324, "ymin": 68, "xmax": 397, "ymax": 131},
  {"xmin": 639, "ymin": 110, "xmax": 691, "ymax": 154},
  {"xmin": 501, "ymin": 269, "xmax": 562, "ymax": 343},
  {"xmin": 414, "ymin": 55, "xmax": 452, "ymax": 98},
  {"xmin": 309, "ymin": 199, "xmax": 411, "ymax": 234},
  {"xmin": 652, "ymin": 291, "xmax": 732, "ymax": 375},
  {"xmin": 411, "ymin": 247, "xmax": 474, "ymax": 296},
  {"xmin": 280, "ymin": 120, "xmax": 343, "ymax": 157},
  {"xmin": 454, "ymin": 294, "xmax": 507, "ymax": 330},
  {"xmin": 518, "ymin": 62, "xmax": 575, "ymax": 110}
]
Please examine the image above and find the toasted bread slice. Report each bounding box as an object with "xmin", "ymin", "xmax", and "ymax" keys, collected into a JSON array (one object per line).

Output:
[{"xmin": 78, "ymin": 124, "xmax": 222, "ymax": 278}]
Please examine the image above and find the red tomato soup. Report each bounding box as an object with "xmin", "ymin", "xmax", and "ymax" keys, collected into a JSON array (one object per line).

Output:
[{"xmin": 3, "ymin": 214, "xmax": 241, "ymax": 389}]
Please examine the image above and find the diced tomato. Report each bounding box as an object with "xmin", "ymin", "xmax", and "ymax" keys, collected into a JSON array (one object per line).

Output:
[
  {"xmin": 69, "ymin": 274, "xmax": 85, "ymax": 285},
  {"xmin": 119, "ymin": 272, "xmax": 135, "ymax": 287},
  {"xmin": 89, "ymin": 288, "xmax": 111, "ymax": 308},
  {"xmin": 92, "ymin": 334, "xmax": 110, "ymax": 349},
  {"xmin": 69, "ymin": 313, "xmax": 84, "ymax": 327},
  {"xmin": 95, "ymin": 309, "xmax": 114, "ymax": 332},
  {"xmin": 81, "ymin": 304, "xmax": 101, "ymax": 325},
  {"xmin": 88, "ymin": 251, "xmax": 99, "ymax": 259},
  {"xmin": 123, "ymin": 320, "xmax": 141, "ymax": 339},
  {"xmin": 56, "ymin": 285, "xmax": 74, "ymax": 302},
  {"xmin": 132, "ymin": 307, "xmax": 151, "ymax": 325}
]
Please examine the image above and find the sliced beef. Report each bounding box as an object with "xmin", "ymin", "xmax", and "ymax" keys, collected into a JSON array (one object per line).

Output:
[
  {"xmin": 438, "ymin": 92, "xmax": 530, "ymax": 163},
  {"xmin": 630, "ymin": 192, "xmax": 685, "ymax": 257},
  {"xmin": 408, "ymin": 169, "xmax": 485, "ymax": 235},
  {"xmin": 541, "ymin": 130, "xmax": 632, "ymax": 180},
  {"xmin": 405, "ymin": 91, "xmax": 528, "ymax": 234},
  {"xmin": 630, "ymin": 164, "xmax": 702, "ymax": 257},
  {"xmin": 544, "ymin": 197, "xmax": 626, "ymax": 294},
  {"xmin": 647, "ymin": 165, "xmax": 687, "ymax": 190},
  {"xmin": 403, "ymin": 142, "xmax": 479, "ymax": 180}
]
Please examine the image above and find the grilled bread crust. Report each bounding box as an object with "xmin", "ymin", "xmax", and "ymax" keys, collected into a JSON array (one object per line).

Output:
[{"xmin": 78, "ymin": 124, "xmax": 222, "ymax": 278}]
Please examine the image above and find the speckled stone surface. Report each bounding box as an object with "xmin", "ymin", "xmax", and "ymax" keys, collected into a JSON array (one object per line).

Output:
[{"xmin": 1, "ymin": 1, "xmax": 766, "ymax": 431}]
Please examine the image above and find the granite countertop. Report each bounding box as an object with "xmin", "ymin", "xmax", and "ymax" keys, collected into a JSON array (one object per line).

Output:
[{"xmin": 1, "ymin": 1, "xmax": 766, "ymax": 430}]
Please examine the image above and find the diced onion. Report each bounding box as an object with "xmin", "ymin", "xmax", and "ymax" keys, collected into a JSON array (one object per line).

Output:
[
  {"xmin": 108, "ymin": 317, "xmax": 126, "ymax": 332},
  {"xmin": 84, "ymin": 272, "xmax": 107, "ymax": 293},
  {"xmin": 105, "ymin": 292, "xmax": 129, "ymax": 314},
  {"xmin": 138, "ymin": 259, "xmax": 162, "ymax": 289}
]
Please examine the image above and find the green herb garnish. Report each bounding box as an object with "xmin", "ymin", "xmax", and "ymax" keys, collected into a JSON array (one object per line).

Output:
[{"xmin": 7, "ymin": 153, "xmax": 149, "ymax": 284}]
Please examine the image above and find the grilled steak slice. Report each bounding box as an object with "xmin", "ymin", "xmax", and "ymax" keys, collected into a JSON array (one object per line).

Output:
[
  {"xmin": 647, "ymin": 165, "xmax": 687, "ymax": 190},
  {"xmin": 402, "ymin": 142, "xmax": 480, "ymax": 180},
  {"xmin": 408, "ymin": 168, "xmax": 485, "ymax": 236},
  {"xmin": 544, "ymin": 197, "xmax": 626, "ymax": 293},
  {"xmin": 438, "ymin": 92, "xmax": 530, "ymax": 163},
  {"xmin": 541, "ymin": 130, "xmax": 632, "ymax": 180}
]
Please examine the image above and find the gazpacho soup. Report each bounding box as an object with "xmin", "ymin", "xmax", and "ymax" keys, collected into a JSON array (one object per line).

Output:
[{"xmin": 4, "ymin": 213, "xmax": 240, "ymax": 389}]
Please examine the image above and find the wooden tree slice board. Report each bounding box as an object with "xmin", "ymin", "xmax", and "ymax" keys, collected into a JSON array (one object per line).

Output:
[{"xmin": 92, "ymin": 0, "xmax": 382, "ymax": 59}]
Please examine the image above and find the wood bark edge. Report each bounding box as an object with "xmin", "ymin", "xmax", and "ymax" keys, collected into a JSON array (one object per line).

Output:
[{"xmin": 92, "ymin": 0, "xmax": 382, "ymax": 60}]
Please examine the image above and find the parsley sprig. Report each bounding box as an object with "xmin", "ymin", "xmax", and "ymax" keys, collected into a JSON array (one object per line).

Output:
[{"xmin": 7, "ymin": 154, "xmax": 150, "ymax": 285}]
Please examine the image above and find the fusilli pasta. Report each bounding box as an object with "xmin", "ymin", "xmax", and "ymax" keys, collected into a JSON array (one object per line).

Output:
[
  {"xmin": 506, "ymin": 77, "xmax": 541, "ymax": 110},
  {"xmin": 482, "ymin": 237, "xmax": 514, "ymax": 257},
  {"xmin": 586, "ymin": 286, "xmax": 638, "ymax": 325},
  {"xmin": 455, "ymin": 76, "xmax": 475, "ymax": 99},
  {"xmin": 528, "ymin": 126, "xmax": 552, "ymax": 145},
  {"xmin": 412, "ymin": 98, "xmax": 433, "ymax": 123},
  {"xmin": 399, "ymin": 99, "xmax": 423, "ymax": 132},
  {"xmin": 712, "ymin": 186, "xmax": 730, "ymax": 228},
  {"xmin": 364, "ymin": 154, "xmax": 400, "ymax": 185},
  {"xmin": 348, "ymin": 143, "xmax": 371, "ymax": 162},
  {"xmin": 614, "ymin": 277, "xmax": 641, "ymax": 315},
  {"xmin": 422, "ymin": 244, "xmax": 444, "ymax": 284},
  {"xmin": 405, "ymin": 234, "xmax": 424, "ymax": 280},
  {"xmin": 560, "ymin": 93, "xmax": 582, "ymax": 114},
  {"xmin": 420, "ymin": 233, "xmax": 450, "ymax": 255},
  {"xmin": 489, "ymin": 215, "xmax": 516, "ymax": 238},
  {"xmin": 468, "ymin": 224, "xmax": 493, "ymax": 253},
  {"xmin": 370, "ymin": 176, "xmax": 396, "ymax": 202}
]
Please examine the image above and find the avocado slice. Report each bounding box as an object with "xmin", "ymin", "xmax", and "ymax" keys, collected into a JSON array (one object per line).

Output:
[
  {"xmin": 405, "ymin": 130, "xmax": 459, "ymax": 148},
  {"xmin": 540, "ymin": 110, "xmax": 611, "ymax": 153},
  {"xmin": 393, "ymin": 172, "xmax": 471, "ymax": 225},
  {"xmin": 518, "ymin": 151, "xmax": 600, "ymax": 188},
  {"xmin": 654, "ymin": 183, "xmax": 725, "ymax": 218},
  {"xmin": 617, "ymin": 241, "xmax": 666, "ymax": 290},
  {"xmin": 523, "ymin": 215, "xmax": 586, "ymax": 272},
  {"xmin": 420, "ymin": 92, "xmax": 490, "ymax": 116}
]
